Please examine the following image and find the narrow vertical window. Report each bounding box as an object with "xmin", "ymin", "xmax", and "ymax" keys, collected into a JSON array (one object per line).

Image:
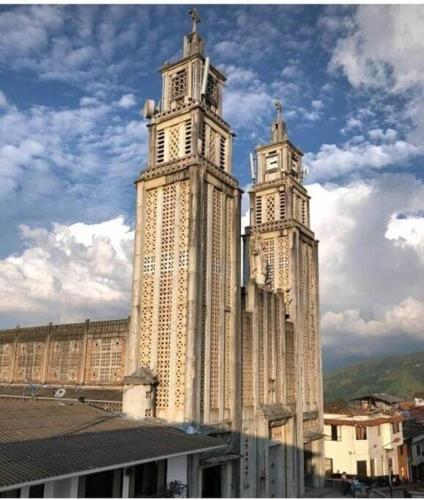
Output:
[
  {"xmin": 280, "ymin": 190, "xmax": 286, "ymax": 220},
  {"xmin": 200, "ymin": 122, "xmax": 206, "ymax": 157},
  {"xmin": 256, "ymin": 196, "xmax": 262, "ymax": 224},
  {"xmin": 219, "ymin": 136, "xmax": 226, "ymax": 169},
  {"xmin": 302, "ymin": 198, "xmax": 307, "ymax": 225},
  {"xmin": 184, "ymin": 119, "xmax": 192, "ymax": 155},
  {"xmin": 156, "ymin": 130, "xmax": 165, "ymax": 164}
]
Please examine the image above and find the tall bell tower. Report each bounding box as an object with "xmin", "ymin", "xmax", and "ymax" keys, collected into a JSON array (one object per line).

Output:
[
  {"xmin": 245, "ymin": 102, "xmax": 324, "ymax": 491},
  {"xmin": 125, "ymin": 10, "xmax": 242, "ymax": 431}
]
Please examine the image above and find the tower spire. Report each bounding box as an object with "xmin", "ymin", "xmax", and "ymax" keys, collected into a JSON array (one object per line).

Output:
[
  {"xmin": 188, "ymin": 8, "xmax": 201, "ymax": 33},
  {"xmin": 183, "ymin": 7, "xmax": 204, "ymax": 57},
  {"xmin": 271, "ymin": 99, "xmax": 287, "ymax": 143}
]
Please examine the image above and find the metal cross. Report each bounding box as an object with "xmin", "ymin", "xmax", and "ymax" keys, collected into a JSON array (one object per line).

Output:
[
  {"xmin": 189, "ymin": 8, "xmax": 201, "ymax": 32},
  {"xmin": 275, "ymin": 100, "xmax": 283, "ymax": 120}
]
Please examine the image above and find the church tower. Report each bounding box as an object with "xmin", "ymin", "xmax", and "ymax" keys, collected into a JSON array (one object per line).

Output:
[
  {"xmin": 245, "ymin": 103, "xmax": 324, "ymax": 492},
  {"xmin": 125, "ymin": 10, "xmax": 242, "ymax": 432}
]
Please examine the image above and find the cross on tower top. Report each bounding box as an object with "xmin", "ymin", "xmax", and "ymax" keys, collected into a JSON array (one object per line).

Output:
[
  {"xmin": 188, "ymin": 8, "xmax": 201, "ymax": 33},
  {"xmin": 275, "ymin": 100, "xmax": 283, "ymax": 120}
]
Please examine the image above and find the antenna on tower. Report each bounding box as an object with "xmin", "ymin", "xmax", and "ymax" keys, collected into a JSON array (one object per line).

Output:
[
  {"xmin": 142, "ymin": 99, "xmax": 156, "ymax": 120},
  {"xmin": 201, "ymin": 57, "xmax": 210, "ymax": 96},
  {"xmin": 250, "ymin": 153, "xmax": 257, "ymax": 182}
]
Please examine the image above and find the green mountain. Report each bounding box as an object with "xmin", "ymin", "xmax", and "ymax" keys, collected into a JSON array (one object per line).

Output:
[{"xmin": 324, "ymin": 351, "xmax": 424, "ymax": 402}]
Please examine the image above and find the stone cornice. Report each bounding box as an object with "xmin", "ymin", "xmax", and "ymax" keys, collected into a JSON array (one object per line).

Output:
[
  {"xmin": 245, "ymin": 220, "xmax": 315, "ymax": 240},
  {"xmin": 251, "ymin": 174, "xmax": 308, "ymax": 196},
  {"xmin": 150, "ymin": 100, "xmax": 232, "ymax": 133},
  {"xmin": 138, "ymin": 154, "xmax": 241, "ymax": 190}
]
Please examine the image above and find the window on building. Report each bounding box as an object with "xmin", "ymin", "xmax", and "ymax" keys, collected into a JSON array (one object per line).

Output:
[
  {"xmin": 417, "ymin": 444, "xmax": 421, "ymax": 456},
  {"xmin": 331, "ymin": 424, "xmax": 341, "ymax": 441},
  {"xmin": 356, "ymin": 425, "xmax": 367, "ymax": 440},
  {"xmin": 255, "ymin": 197, "xmax": 262, "ymax": 225},
  {"xmin": 392, "ymin": 422, "xmax": 400, "ymax": 434},
  {"xmin": 29, "ymin": 484, "xmax": 44, "ymax": 498},
  {"xmin": 265, "ymin": 153, "xmax": 278, "ymax": 172},
  {"xmin": 357, "ymin": 460, "xmax": 367, "ymax": 478},
  {"xmin": 133, "ymin": 460, "xmax": 166, "ymax": 497},
  {"xmin": 377, "ymin": 425, "xmax": 381, "ymax": 437}
]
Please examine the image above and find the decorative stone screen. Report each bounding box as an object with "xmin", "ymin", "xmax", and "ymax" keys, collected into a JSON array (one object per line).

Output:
[
  {"xmin": 87, "ymin": 336, "xmax": 123, "ymax": 384},
  {"xmin": 0, "ymin": 342, "xmax": 13, "ymax": 381},
  {"xmin": 170, "ymin": 69, "xmax": 188, "ymax": 101},
  {"xmin": 241, "ymin": 313, "xmax": 253, "ymax": 407},
  {"xmin": 16, "ymin": 341, "xmax": 45, "ymax": 382},
  {"xmin": 139, "ymin": 181, "xmax": 190, "ymax": 413},
  {"xmin": 285, "ymin": 321, "xmax": 295, "ymax": 404},
  {"xmin": 48, "ymin": 337, "xmax": 83, "ymax": 384},
  {"xmin": 265, "ymin": 193, "xmax": 276, "ymax": 222}
]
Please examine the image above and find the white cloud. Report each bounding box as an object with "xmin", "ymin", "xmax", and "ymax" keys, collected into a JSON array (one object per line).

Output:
[
  {"xmin": 328, "ymin": 5, "xmax": 424, "ymax": 142},
  {"xmin": 305, "ymin": 137, "xmax": 419, "ymax": 182},
  {"xmin": 117, "ymin": 93, "xmax": 137, "ymax": 109},
  {"xmin": 307, "ymin": 174, "xmax": 424, "ymax": 363},
  {"xmin": 385, "ymin": 211, "xmax": 424, "ymax": 264},
  {"xmin": 0, "ymin": 217, "xmax": 133, "ymax": 324},
  {"xmin": 322, "ymin": 297, "xmax": 424, "ymax": 344}
]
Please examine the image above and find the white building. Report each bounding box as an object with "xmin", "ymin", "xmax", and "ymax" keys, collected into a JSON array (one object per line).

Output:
[{"xmin": 324, "ymin": 409, "xmax": 405, "ymax": 479}]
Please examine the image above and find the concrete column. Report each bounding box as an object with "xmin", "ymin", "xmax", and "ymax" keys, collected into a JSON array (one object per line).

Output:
[
  {"xmin": 20, "ymin": 486, "xmax": 30, "ymax": 498},
  {"xmin": 122, "ymin": 470, "xmax": 130, "ymax": 498},
  {"xmin": 127, "ymin": 180, "xmax": 146, "ymax": 376},
  {"xmin": 185, "ymin": 166, "xmax": 204, "ymax": 424}
]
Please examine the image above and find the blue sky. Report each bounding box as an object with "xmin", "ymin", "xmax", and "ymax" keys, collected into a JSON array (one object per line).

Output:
[{"xmin": 1, "ymin": 4, "xmax": 424, "ymax": 370}]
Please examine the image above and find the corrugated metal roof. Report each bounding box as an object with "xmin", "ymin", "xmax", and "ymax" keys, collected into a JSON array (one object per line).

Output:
[
  {"xmin": 0, "ymin": 385, "xmax": 122, "ymax": 402},
  {"xmin": 0, "ymin": 399, "xmax": 224, "ymax": 490}
]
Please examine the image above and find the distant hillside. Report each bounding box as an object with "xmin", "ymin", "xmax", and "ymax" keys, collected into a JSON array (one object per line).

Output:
[{"xmin": 324, "ymin": 351, "xmax": 424, "ymax": 402}]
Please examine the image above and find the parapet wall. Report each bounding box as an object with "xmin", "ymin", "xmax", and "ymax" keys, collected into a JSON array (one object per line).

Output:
[{"xmin": 0, "ymin": 318, "xmax": 128, "ymax": 386}]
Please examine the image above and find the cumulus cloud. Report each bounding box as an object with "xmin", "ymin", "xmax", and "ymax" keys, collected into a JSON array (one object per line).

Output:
[
  {"xmin": 305, "ymin": 136, "xmax": 419, "ymax": 182},
  {"xmin": 328, "ymin": 5, "xmax": 424, "ymax": 142},
  {"xmin": 0, "ymin": 93, "xmax": 147, "ymax": 256},
  {"xmin": 0, "ymin": 217, "xmax": 133, "ymax": 326},
  {"xmin": 385, "ymin": 211, "xmax": 424, "ymax": 264},
  {"xmin": 308, "ymin": 174, "xmax": 424, "ymax": 367},
  {"xmin": 117, "ymin": 93, "xmax": 137, "ymax": 109}
]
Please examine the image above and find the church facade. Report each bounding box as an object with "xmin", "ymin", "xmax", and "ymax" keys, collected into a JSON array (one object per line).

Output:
[{"xmin": 0, "ymin": 15, "xmax": 323, "ymax": 498}]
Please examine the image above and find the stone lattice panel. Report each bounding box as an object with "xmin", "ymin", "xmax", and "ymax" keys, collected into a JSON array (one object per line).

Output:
[
  {"xmin": 263, "ymin": 239, "xmax": 276, "ymax": 289},
  {"xmin": 87, "ymin": 336, "xmax": 124, "ymax": 384},
  {"xmin": 257, "ymin": 290, "xmax": 265, "ymax": 405},
  {"xmin": 16, "ymin": 341, "xmax": 45, "ymax": 382},
  {"xmin": 285, "ymin": 321, "xmax": 295, "ymax": 404},
  {"xmin": 168, "ymin": 124, "xmax": 181, "ymax": 161},
  {"xmin": 200, "ymin": 188, "xmax": 208, "ymax": 415},
  {"xmin": 265, "ymin": 193, "xmax": 276, "ymax": 222},
  {"xmin": 0, "ymin": 342, "xmax": 13, "ymax": 381},
  {"xmin": 140, "ymin": 189, "xmax": 158, "ymax": 367},
  {"xmin": 48, "ymin": 337, "xmax": 83, "ymax": 383},
  {"xmin": 241, "ymin": 313, "xmax": 253, "ymax": 407},
  {"xmin": 224, "ymin": 198, "xmax": 233, "ymax": 410},
  {"xmin": 156, "ymin": 184, "xmax": 177, "ymax": 409},
  {"xmin": 208, "ymin": 127, "xmax": 218, "ymax": 165},
  {"xmin": 209, "ymin": 187, "xmax": 222, "ymax": 410},
  {"xmin": 278, "ymin": 237, "xmax": 293, "ymax": 317},
  {"xmin": 301, "ymin": 243, "xmax": 312, "ymax": 407},
  {"xmin": 170, "ymin": 69, "xmax": 188, "ymax": 100},
  {"xmin": 174, "ymin": 182, "xmax": 189, "ymax": 409}
]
